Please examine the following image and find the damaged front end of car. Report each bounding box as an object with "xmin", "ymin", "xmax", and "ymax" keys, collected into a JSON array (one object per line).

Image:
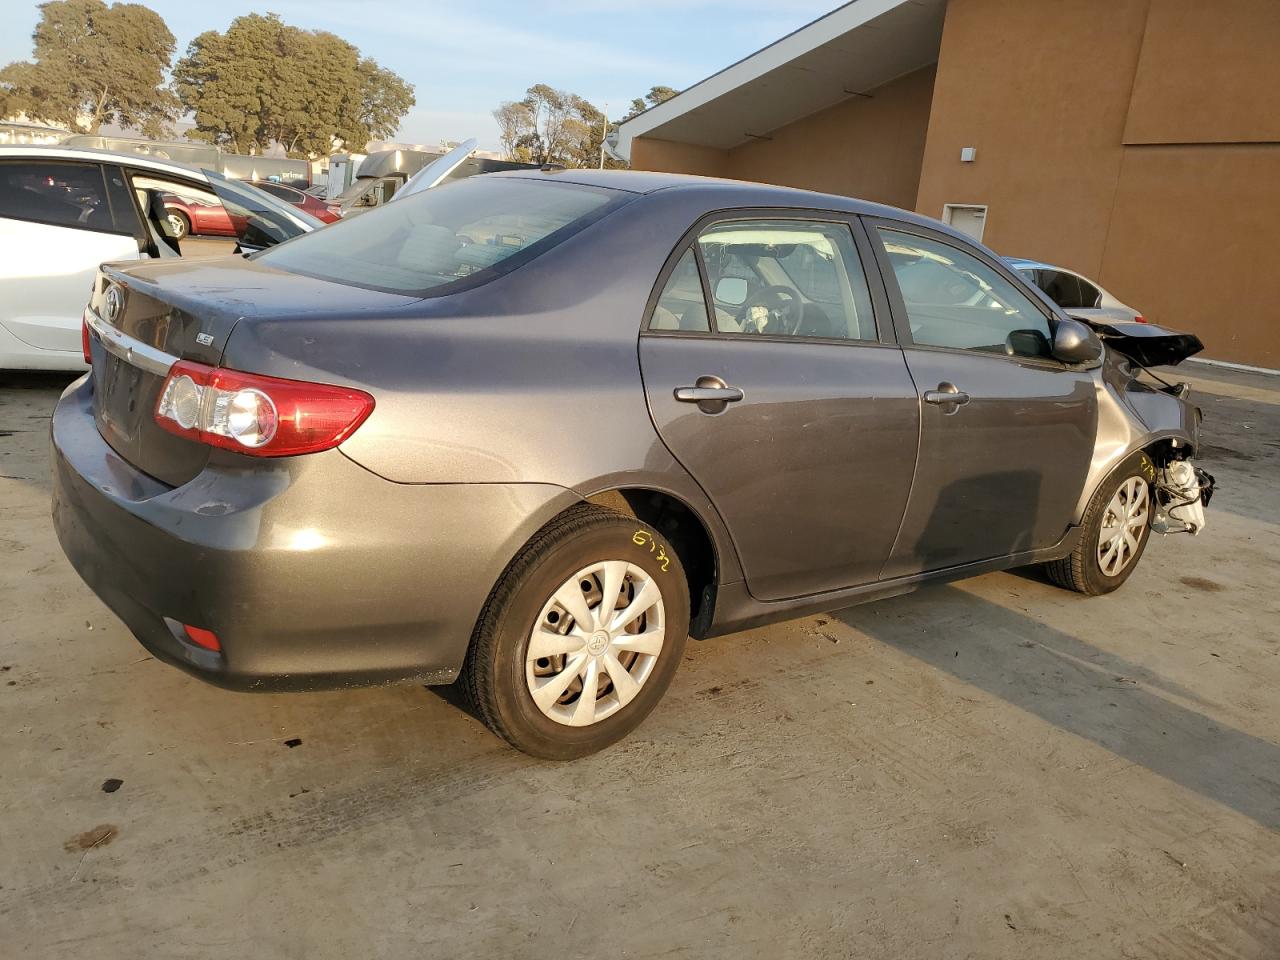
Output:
[{"xmin": 1075, "ymin": 316, "xmax": 1217, "ymax": 538}]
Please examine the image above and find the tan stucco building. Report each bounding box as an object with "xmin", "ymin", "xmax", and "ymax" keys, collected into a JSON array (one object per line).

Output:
[{"xmin": 615, "ymin": 0, "xmax": 1280, "ymax": 367}]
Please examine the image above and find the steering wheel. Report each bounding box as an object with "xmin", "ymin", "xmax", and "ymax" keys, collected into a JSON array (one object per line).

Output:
[{"xmin": 734, "ymin": 284, "xmax": 803, "ymax": 335}]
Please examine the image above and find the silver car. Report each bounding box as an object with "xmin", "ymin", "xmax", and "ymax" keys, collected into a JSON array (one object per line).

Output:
[
  {"xmin": 1008, "ymin": 258, "xmax": 1144, "ymax": 324},
  {"xmin": 53, "ymin": 171, "xmax": 1214, "ymax": 759}
]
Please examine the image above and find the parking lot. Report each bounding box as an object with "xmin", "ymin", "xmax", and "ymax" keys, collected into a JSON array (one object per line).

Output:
[{"xmin": 1, "ymin": 364, "xmax": 1277, "ymax": 958}]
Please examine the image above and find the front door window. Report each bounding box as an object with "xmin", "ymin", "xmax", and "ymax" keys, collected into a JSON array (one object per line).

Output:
[{"xmin": 878, "ymin": 228, "xmax": 1052, "ymax": 358}]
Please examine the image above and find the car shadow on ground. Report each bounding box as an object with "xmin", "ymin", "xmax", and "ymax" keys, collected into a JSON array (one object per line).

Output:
[{"xmin": 835, "ymin": 584, "xmax": 1280, "ymax": 831}]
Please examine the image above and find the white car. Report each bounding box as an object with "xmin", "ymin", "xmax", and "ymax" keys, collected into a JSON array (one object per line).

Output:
[
  {"xmin": 0, "ymin": 146, "xmax": 320, "ymax": 370},
  {"xmin": 1007, "ymin": 258, "xmax": 1144, "ymax": 325}
]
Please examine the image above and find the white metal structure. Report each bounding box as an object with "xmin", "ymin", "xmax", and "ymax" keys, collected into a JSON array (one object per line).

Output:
[{"xmin": 942, "ymin": 204, "xmax": 988, "ymax": 241}]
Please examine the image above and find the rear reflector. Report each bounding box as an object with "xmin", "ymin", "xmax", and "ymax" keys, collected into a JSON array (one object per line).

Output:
[
  {"xmin": 1134, "ymin": 314, "xmax": 1147, "ymax": 323},
  {"xmin": 183, "ymin": 624, "xmax": 221, "ymax": 652},
  {"xmin": 155, "ymin": 360, "xmax": 375, "ymax": 457},
  {"xmin": 81, "ymin": 309, "xmax": 92, "ymax": 364}
]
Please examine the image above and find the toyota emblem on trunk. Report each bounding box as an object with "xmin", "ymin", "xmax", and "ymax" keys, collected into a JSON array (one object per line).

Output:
[{"xmin": 104, "ymin": 285, "xmax": 123, "ymax": 323}]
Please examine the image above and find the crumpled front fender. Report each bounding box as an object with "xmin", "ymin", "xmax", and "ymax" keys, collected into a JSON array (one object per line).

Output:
[{"xmin": 1072, "ymin": 351, "xmax": 1200, "ymax": 523}]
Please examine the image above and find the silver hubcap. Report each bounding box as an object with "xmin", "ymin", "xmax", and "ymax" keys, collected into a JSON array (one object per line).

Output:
[
  {"xmin": 1097, "ymin": 476, "xmax": 1149, "ymax": 577},
  {"xmin": 167, "ymin": 214, "xmax": 184, "ymax": 236},
  {"xmin": 526, "ymin": 560, "xmax": 665, "ymax": 727}
]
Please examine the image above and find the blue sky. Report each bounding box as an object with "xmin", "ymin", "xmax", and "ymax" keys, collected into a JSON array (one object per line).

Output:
[{"xmin": 2, "ymin": 0, "xmax": 836, "ymax": 150}]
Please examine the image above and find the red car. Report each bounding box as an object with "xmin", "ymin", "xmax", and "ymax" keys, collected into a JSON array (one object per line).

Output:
[
  {"xmin": 162, "ymin": 188, "xmax": 236, "ymax": 239},
  {"xmin": 246, "ymin": 180, "xmax": 342, "ymax": 224},
  {"xmin": 163, "ymin": 180, "xmax": 339, "ymax": 240}
]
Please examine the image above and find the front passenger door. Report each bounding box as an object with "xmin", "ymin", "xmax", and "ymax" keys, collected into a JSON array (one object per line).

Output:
[{"xmin": 869, "ymin": 223, "xmax": 1098, "ymax": 577}]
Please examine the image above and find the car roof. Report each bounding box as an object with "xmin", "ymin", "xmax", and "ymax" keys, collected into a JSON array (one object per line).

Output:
[
  {"xmin": 0, "ymin": 144, "xmax": 208, "ymax": 182},
  {"xmin": 488, "ymin": 168, "xmax": 952, "ymax": 233}
]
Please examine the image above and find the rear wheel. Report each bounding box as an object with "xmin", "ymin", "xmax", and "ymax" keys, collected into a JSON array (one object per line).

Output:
[
  {"xmin": 461, "ymin": 505, "xmax": 690, "ymax": 759},
  {"xmin": 166, "ymin": 209, "xmax": 189, "ymax": 240},
  {"xmin": 1045, "ymin": 451, "xmax": 1154, "ymax": 595}
]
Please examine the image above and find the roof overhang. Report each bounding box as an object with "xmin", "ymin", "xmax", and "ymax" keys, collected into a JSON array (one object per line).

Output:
[{"xmin": 614, "ymin": 0, "xmax": 946, "ymax": 161}]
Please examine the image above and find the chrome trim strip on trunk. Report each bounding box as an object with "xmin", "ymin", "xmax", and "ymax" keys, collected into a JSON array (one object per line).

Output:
[{"xmin": 84, "ymin": 307, "xmax": 178, "ymax": 377}]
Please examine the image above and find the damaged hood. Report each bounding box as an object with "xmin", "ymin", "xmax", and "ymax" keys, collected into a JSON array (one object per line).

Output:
[{"xmin": 1075, "ymin": 316, "xmax": 1203, "ymax": 367}]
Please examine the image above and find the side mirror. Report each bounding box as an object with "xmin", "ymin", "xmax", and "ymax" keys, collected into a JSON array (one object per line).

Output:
[
  {"xmin": 1052, "ymin": 317, "xmax": 1104, "ymax": 365},
  {"xmin": 715, "ymin": 277, "xmax": 748, "ymax": 306},
  {"xmin": 1005, "ymin": 328, "xmax": 1051, "ymax": 358}
]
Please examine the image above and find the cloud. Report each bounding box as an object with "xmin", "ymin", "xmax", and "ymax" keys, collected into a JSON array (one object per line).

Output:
[{"xmin": 271, "ymin": 1, "xmax": 687, "ymax": 76}]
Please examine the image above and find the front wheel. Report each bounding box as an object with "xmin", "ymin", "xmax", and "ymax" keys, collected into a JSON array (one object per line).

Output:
[
  {"xmin": 1045, "ymin": 451, "xmax": 1154, "ymax": 595},
  {"xmin": 461, "ymin": 505, "xmax": 690, "ymax": 759}
]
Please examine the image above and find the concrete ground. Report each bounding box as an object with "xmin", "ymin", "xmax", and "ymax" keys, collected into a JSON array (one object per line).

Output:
[
  {"xmin": 1, "ymin": 363, "xmax": 1277, "ymax": 959},
  {"xmin": 180, "ymin": 236, "xmax": 239, "ymax": 258}
]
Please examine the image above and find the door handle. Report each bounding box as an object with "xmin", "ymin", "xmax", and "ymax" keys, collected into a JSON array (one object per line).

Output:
[
  {"xmin": 674, "ymin": 376, "xmax": 743, "ymax": 414},
  {"xmin": 923, "ymin": 382, "xmax": 970, "ymax": 407},
  {"xmin": 674, "ymin": 386, "xmax": 744, "ymax": 403}
]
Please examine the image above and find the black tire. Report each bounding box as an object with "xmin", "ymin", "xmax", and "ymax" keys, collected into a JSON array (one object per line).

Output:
[
  {"xmin": 1044, "ymin": 451, "xmax": 1155, "ymax": 595},
  {"xmin": 461, "ymin": 504, "xmax": 690, "ymax": 760},
  {"xmin": 165, "ymin": 209, "xmax": 189, "ymax": 240}
]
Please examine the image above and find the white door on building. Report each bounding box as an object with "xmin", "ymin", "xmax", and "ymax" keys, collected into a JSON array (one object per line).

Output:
[{"xmin": 943, "ymin": 204, "xmax": 987, "ymax": 242}]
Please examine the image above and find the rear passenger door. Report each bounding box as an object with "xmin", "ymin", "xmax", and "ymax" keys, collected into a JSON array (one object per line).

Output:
[
  {"xmin": 0, "ymin": 159, "xmax": 143, "ymax": 359},
  {"xmin": 867, "ymin": 220, "xmax": 1097, "ymax": 577},
  {"xmin": 639, "ymin": 213, "xmax": 920, "ymax": 601}
]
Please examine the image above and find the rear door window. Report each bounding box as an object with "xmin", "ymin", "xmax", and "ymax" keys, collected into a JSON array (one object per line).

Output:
[
  {"xmin": 130, "ymin": 174, "xmax": 223, "ymax": 218},
  {"xmin": 651, "ymin": 248, "xmax": 710, "ymax": 332},
  {"xmin": 695, "ymin": 219, "xmax": 876, "ymax": 340},
  {"xmin": 1075, "ymin": 277, "xmax": 1103, "ymax": 309},
  {"xmin": 1037, "ymin": 270, "xmax": 1088, "ymax": 310},
  {"xmin": 0, "ymin": 159, "xmax": 122, "ymax": 233}
]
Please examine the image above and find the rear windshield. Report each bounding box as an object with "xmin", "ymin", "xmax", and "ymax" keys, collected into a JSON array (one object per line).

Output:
[{"xmin": 255, "ymin": 176, "xmax": 626, "ymax": 296}]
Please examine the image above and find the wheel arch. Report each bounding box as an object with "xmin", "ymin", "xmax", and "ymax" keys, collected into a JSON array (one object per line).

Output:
[
  {"xmin": 1072, "ymin": 428, "xmax": 1195, "ymax": 524},
  {"xmin": 1074, "ymin": 364, "xmax": 1200, "ymax": 524},
  {"xmin": 579, "ymin": 486, "xmax": 724, "ymax": 638}
]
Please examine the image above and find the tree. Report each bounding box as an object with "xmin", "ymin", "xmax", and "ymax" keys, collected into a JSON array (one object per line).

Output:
[
  {"xmin": 493, "ymin": 100, "xmax": 534, "ymax": 161},
  {"xmin": 173, "ymin": 14, "xmax": 415, "ymax": 156},
  {"xmin": 356, "ymin": 59, "xmax": 415, "ymax": 145},
  {"xmin": 624, "ymin": 85, "xmax": 678, "ymax": 121},
  {"xmin": 0, "ymin": 0, "xmax": 177, "ymax": 135},
  {"xmin": 492, "ymin": 84, "xmax": 611, "ymax": 167}
]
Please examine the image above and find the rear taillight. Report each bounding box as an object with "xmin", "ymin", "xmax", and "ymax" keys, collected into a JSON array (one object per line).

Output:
[
  {"xmin": 81, "ymin": 308, "xmax": 92, "ymax": 363},
  {"xmin": 154, "ymin": 360, "xmax": 374, "ymax": 457},
  {"xmin": 1134, "ymin": 314, "xmax": 1147, "ymax": 323}
]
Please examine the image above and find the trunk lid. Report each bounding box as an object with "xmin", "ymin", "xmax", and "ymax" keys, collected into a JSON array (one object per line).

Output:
[
  {"xmin": 389, "ymin": 138, "xmax": 478, "ymax": 202},
  {"xmin": 88, "ymin": 256, "xmax": 419, "ymax": 487}
]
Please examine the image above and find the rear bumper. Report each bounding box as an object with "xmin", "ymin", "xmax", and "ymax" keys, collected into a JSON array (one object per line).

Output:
[{"xmin": 51, "ymin": 374, "xmax": 574, "ymax": 691}]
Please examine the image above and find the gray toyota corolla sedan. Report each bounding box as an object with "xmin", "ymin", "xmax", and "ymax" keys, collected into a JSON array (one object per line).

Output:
[{"xmin": 52, "ymin": 170, "xmax": 1214, "ymax": 758}]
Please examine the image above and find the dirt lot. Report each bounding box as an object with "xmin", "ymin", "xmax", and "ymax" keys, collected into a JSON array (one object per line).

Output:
[{"xmin": 1, "ymin": 364, "xmax": 1277, "ymax": 959}]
